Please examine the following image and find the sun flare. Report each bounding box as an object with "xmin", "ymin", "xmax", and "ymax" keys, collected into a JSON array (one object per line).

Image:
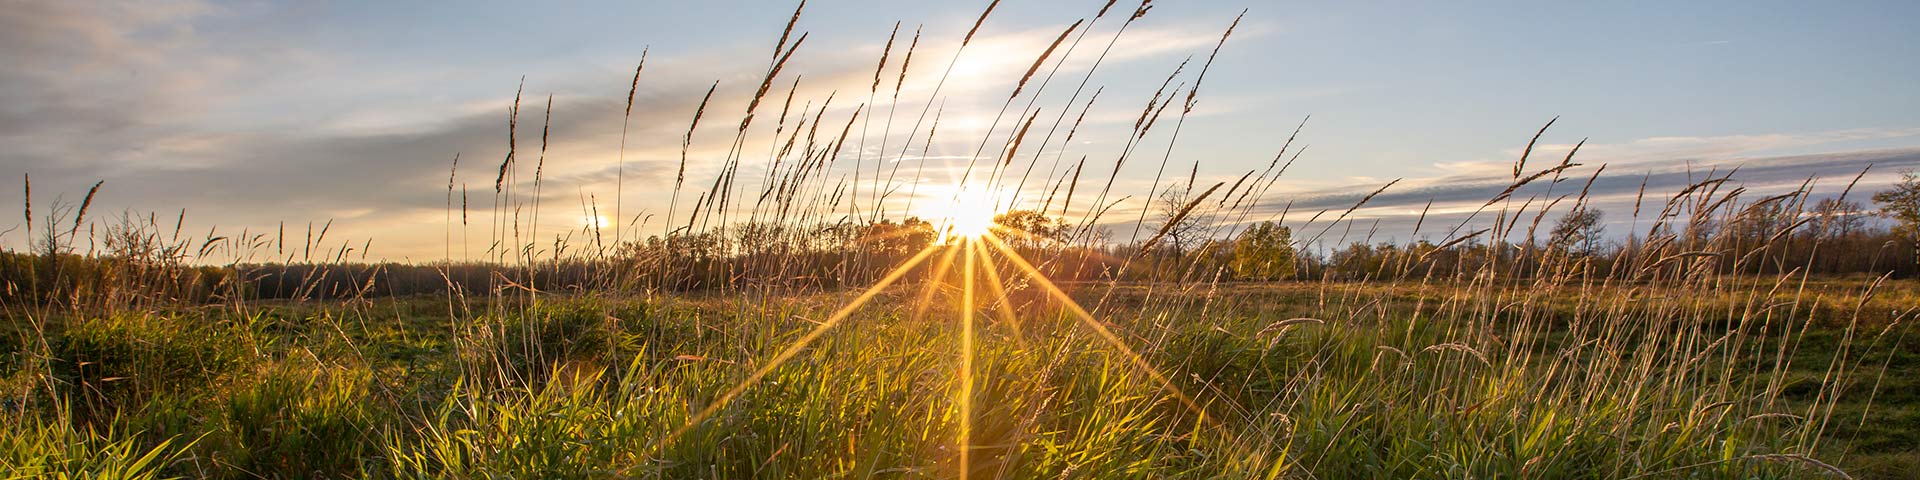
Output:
[
  {"xmin": 919, "ymin": 185, "xmax": 1006, "ymax": 242},
  {"xmin": 947, "ymin": 204, "xmax": 995, "ymax": 238}
]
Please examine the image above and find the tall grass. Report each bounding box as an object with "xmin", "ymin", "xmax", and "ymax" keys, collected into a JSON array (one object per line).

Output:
[{"xmin": 3, "ymin": 1, "xmax": 1915, "ymax": 478}]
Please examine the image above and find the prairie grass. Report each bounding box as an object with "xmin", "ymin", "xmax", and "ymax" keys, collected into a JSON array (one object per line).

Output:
[
  {"xmin": 3, "ymin": 281, "xmax": 1912, "ymax": 478},
  {"xmin": 3, "ymin": 1, "xmax": 1917, "ymax": 479}
]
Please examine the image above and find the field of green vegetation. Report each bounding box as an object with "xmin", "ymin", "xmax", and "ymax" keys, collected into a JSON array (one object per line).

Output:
[
  {"xmin": 3, "ymin": 269, "xmax": 1915, "ymax": 478},
  {"xmin": 5, "ymin": 0, "xmax": 1920, "ymax": 478}
]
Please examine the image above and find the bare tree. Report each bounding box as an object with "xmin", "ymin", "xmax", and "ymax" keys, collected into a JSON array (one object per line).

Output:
[
  {"xmin": 1549, "ymin": 208, "xmax": 1605, "ymax": 256},
  {"xmin": 1153, "ymin": 186, "xmax": 1204, "ymax": 257},
  {"xmin": 1809, "ymin": 198, "xmax": 1865, "ymax": 239}
]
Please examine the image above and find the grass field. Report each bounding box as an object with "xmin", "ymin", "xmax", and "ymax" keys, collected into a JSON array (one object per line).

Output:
[
  {"xmin": 4, "ymin": 1, "xmax": 1919, "ymax": 478},
  {"xmin": 3, "ymin": 271, "xmax": 1914, "ymax": 478}
]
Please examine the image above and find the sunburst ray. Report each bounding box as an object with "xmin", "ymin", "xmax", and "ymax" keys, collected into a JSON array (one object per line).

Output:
[
  {"xmin": 972, "ymin": 240, "xmax": 1029, "ymax": 346},
  {"xmin": 978, "ymin": 233, "xmax": 1206, "ymax": 419},
  {"xmin": 957, "ymin": 237, "xmax": 977, "ymax": 478},
  {"xmin": 912, "ymin": 244, "xmax": 963, "ymax": 323},
  {"xmin": 978, "ymin": 232, "xmax": 1274, "ymax": 469},
  {"xmin": 649, "ymin": 245, "xmax": 940, "ymax": 457}
]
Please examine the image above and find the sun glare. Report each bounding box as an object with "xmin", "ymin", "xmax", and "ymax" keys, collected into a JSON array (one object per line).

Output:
[
  {"xmin": 921, "ymin": 186, "xmax": 1005, "ymax": 242},
  {"xmin": 948, "ymin": 204, "xmax": 995, "ymax": 238}
]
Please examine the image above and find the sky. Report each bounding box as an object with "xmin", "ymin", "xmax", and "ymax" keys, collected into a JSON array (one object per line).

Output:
[{"xmin": 3, "ymin": 0, "xmax": 1918, "ymax": 262}]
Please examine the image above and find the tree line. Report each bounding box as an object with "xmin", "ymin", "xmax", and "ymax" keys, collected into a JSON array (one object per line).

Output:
[{"xmin": 4, "ymin": 171, "xmax": 1915, "ymax": 306}]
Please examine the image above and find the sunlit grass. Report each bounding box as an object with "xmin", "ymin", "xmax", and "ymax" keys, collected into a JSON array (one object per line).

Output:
[{"xmin": 1, "ymin": 0, "xmax": 1914, "ymax": 478}]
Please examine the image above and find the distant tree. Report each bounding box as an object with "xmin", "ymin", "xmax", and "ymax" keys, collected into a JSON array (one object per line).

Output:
[
  {"xmin": 1874, "ymin": 170, "xmax": 1920, "ymax": 240},
  {"xmin": 1152, "ymin": 186, "xmax": 1205, "ymax": 257},
  {"xmin": 813, "ymin": 221, "xmax": 863, "ymax": 252},
  {"xmin": 1809, "ymin": 198, "xmax": 1866, "ymax": 238},
  {"xmin": 1329, "ymin": 242, "xmax": 1387, "ymax": 279},
  {"xmin": 1875, "ymin": 170, "xmax": 1920, "ymax": 271},
  {"xmin": 993, "ymin": 210, "xmax": 1071, "ymax": 249},
  {"xmin": 1230, "ymin": 221, "xmax": 1296, "ymax": 280},
  {"xmin": 858, "ymin": 217, "xmax": 935, "ymax": 258},
  {"xmin": 1723, "ymin": 199, "xmax": 1801, "ymax": 273},
  {"xmin": 1681, "ymin": 216, "xmax": 1721, "ymax": 248},
  {"xmin": 1549, "ymin": 208, "xmax": 1605, "ymax": 255},
  {"xmin": 1800, "ymin": 197, "xmax": 1885, "ymax": 274},
  {"xmin": 1730, "ymin": 199, "xmax": 1793, "ymax": 242},
  {"xmin": 733, "ymin": 222, "xmax": 787, "ymax": 257}
]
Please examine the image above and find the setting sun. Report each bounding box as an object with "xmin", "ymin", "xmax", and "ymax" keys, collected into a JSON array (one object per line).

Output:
[
  {"xmin": 919, "ymin": 185, "xmax": 1006, "ymax": 242},
  {"xmin": 10, "ymin": 0, "xmax": 1913, "ymax": 477},
  {"xmin": 946, "ymin": 203, "xmax": 995, "ymax": 238}
]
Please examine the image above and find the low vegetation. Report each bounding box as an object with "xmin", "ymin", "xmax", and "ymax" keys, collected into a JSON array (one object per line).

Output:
[{"xmin": 4, "ymin": 1, "xmax": 1917, "ymax": 478}]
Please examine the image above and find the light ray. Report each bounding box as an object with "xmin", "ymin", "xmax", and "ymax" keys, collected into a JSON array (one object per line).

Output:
[
  {"xmin": 649, "ymin": 245, "xmax": 939, "ymax": 457},
  {"xmin": 990, "ymin": 232, "xmax": 1274, "ymax": 468},
  {"xmin": 912, "ymin": 244, "xmax": 963, "ymax": 323},
  {"xmin": 972, "ymin": 240, "xmax": 1028, "ymax": 343},
  {"xmin": 980, "ymin": 232, "xmax": 1210, "ymax": 421},
  {"xmin": 980, "ymin": 232, "xmax": 1273, "ymax": 468},
  {"xmin": 958, "ymin": 238, "xmax": 977, "ymax": 478}
]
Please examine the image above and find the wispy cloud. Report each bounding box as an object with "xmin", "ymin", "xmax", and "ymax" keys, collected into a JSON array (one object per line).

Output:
[
  {"xmin": 0, "ymin": 2, "xmax": 1252, "ymax": 259},
  {"xmin": 1431, "ymin": 128, "xmax": 1920, "ymax": 178},
  {"xmin": 1250, "ymin": 146, "xmax": 1920, "ymax": 245},
  {"xmin": 5, "ymin": 2, "xmax": 1914, "ymax": 260}
]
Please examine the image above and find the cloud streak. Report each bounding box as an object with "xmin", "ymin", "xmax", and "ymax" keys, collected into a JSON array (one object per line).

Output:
[
  {"xmin": 4, "ymin": 2, "xmax": 1916, "ymax": 262},
  {"xmin": 1246, "ymin": 147, "xmax": 1920, "ymax": 246},
  {"xmin": 0, "ymin": 1, "xmax": 1261, "ymax": 260}
]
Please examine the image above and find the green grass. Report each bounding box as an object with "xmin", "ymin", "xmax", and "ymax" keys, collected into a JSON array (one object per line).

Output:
[
  {"xmin": 2, "ymin": 3, "xmax": 1913, "ymax": 476},
  {"xmin": 3, "ymin": 277, "xmax": 1911, "ymax": 479}
]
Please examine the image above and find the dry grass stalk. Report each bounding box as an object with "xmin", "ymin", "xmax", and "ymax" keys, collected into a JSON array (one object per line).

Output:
[
  {"xmin": 1012, "ymin": 19, "xmax": 1083, "ymax": 100},
  {"xmin": 1135, "ymin": 181, "xmax": 1224, "ymax": 258},
  {"xmin": 962, "ymin": 0, "xmax": 1003, "ymax": 47},
  {"xmin": 71, "ymin": 181, "xmax": 104, "ymax": 239},
  {"xmin": 1515, "ymin": 116, "xmax": 1558, "ymax": 179}
]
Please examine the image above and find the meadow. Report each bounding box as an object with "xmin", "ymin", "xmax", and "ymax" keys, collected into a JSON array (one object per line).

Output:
[
  {"xmin": 3, "ymin": 268, "xmax": 1914, "ymax": 478},
  {"xmin": 4, "ymin": 1, "xmax": 1918, "ymax": 478}
]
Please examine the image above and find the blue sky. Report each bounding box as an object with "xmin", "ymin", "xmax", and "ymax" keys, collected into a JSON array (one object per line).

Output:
[{"xmin": 3, "ymin": 0, "xmax": 1917, "ymax": 260}]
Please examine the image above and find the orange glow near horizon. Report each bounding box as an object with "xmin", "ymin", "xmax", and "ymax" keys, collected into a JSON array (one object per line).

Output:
[{"xmin": 918, "ymin": 184, "xmax": 1007, "ymax": 243}]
